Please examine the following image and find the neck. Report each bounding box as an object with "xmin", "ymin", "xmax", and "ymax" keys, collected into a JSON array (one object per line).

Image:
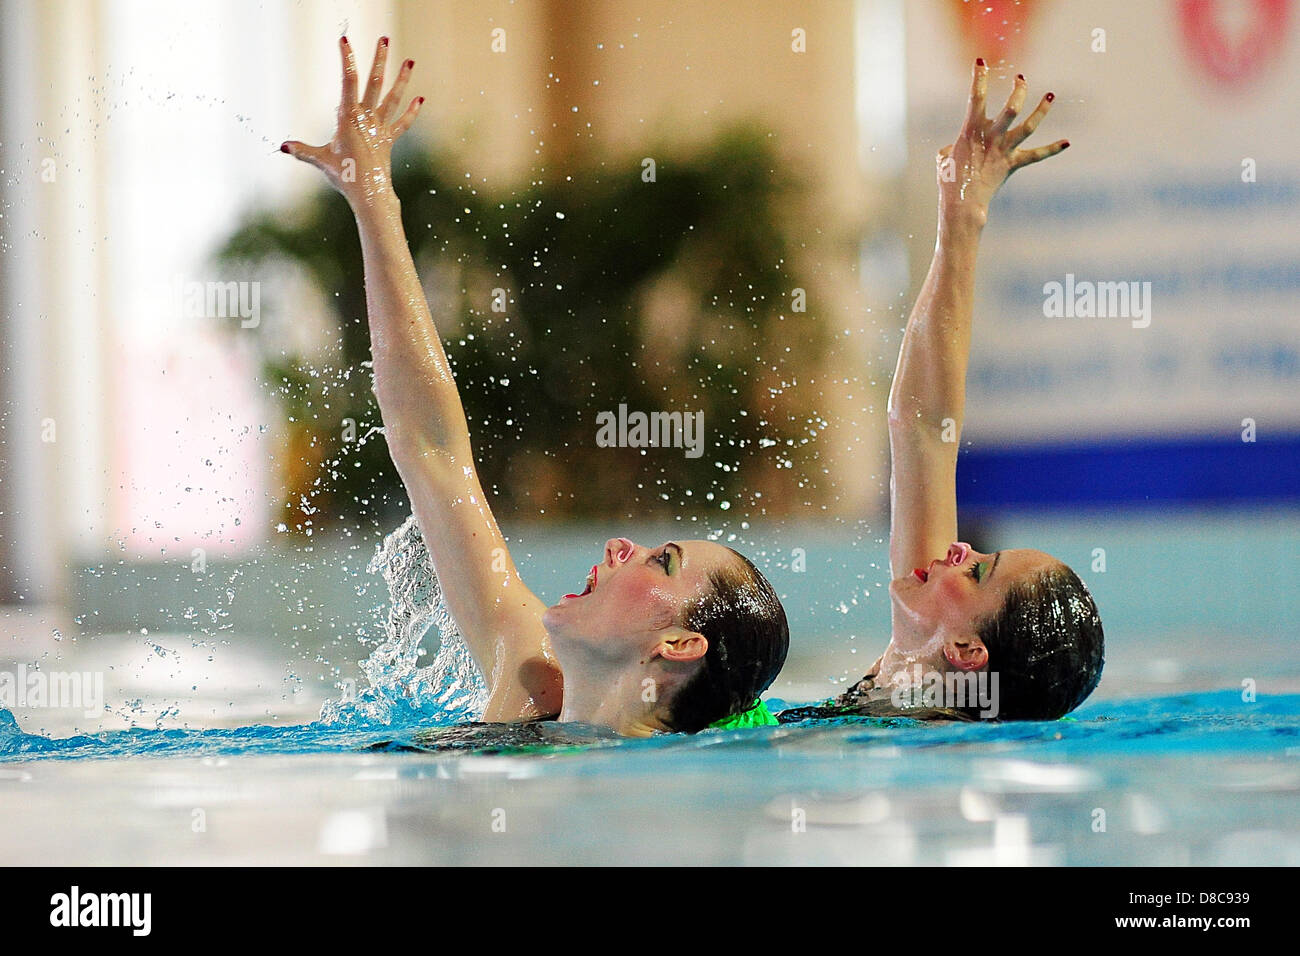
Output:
[
  {"xmin": 884, "ymin": 596, "xmax": 951, "ymax": 677},
  {"xmin": 553, "ymin": 647, "xmax": 673, "ymax": 737}
]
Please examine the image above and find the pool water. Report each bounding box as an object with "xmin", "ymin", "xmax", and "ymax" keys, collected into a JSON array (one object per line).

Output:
[
  {"xmin": 1, "ymin": 689, "xmax": 1296, "ymax": 865},
  {"xmin": 2, "ymin": 513, "xmax": 1297, "ymax": 865}
]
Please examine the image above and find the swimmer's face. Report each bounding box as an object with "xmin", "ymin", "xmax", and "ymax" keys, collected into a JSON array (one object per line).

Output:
[
  {"xmin": 882, "ymin": 543, "xmax": 1060, "ymax": 671},
  {"xmin": 542, "ymin": 537, "xmax": 731, "ymax": 664}
]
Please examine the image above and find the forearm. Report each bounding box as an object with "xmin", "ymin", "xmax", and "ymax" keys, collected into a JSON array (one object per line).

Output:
[
  {"xmin": 351, "ymin": 188, "xmax": 471, "ymax": 465},
  {"xmin": 884, "ymin": 207, "xmax": 984, "ymax": 577},
  {"xmin": 879, "ymin": 61, "xmax": 1065, "ymax": 579},
  {"xmin": 351, "ymin": 188, "xmax": 551, "ymax": 693},
  {"xmin": 887, "ymin": 209, "xmax": 985, "ymax": 436},
  {"xmin": 282, "ymin": 36, "xmax": 559, "ymax": 718}
]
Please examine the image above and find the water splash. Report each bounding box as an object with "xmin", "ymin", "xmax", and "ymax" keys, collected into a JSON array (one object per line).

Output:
[{"xmin": 318, "ymin": 514, "xmax": 487, "ymax": 727}]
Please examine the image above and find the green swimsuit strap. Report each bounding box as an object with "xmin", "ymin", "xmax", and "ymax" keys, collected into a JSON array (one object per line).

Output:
[{"xmin": 709, "ymin": 698, "xmax": 779, "ymax": 729}]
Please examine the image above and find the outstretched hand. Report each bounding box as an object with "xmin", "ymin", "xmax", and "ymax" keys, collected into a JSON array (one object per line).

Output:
[
  {"xmin": 937, "ymin": 59, "xmax": 1068, "ymax": 225},
  {"xmin": 281, "ymin": 35, "xmax": 423, "ymax": 206}
]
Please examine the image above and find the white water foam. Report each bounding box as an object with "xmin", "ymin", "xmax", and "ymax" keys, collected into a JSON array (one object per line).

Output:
[{"xmin": 318, "ymin": 515, "xmax": 488, "ymax": 726}]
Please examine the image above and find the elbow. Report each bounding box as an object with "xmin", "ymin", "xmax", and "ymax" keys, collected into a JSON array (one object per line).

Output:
[
  {"xmin": 888, "ymin": 386, "xmax": 960, "ymax": 437},
  {"xmin": 888, "ymin": 402, "xmax": 955, "ymax": 445},
  {"xmin": 886, "ymin": 394, "xmax": 918, "ymax": 432},
  {"xmin": 386, "ymin": 428, "xmax": 467, "ymax": 480}
]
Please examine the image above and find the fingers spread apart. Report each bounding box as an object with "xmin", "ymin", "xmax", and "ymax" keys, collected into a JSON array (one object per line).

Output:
[
  {"xmin": 347, "ymin": 36, "xmax": 419, "ymax": 137},
  {"xmin": 971, "ymin": 66, "xmax": 1068, "ymax": 169}
]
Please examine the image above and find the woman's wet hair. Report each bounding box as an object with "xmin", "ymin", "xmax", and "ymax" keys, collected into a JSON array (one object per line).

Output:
[
  {"xmin": 964, "ymin": 563, "xmax": 1104, "ymax": 720},
  {"xmin": 666, "ymin": 549, "xmax": 789, "ymax": 733},
  {"xmin": 789, "ymin": 562, "xmax": 1103, "ymax": 725}
]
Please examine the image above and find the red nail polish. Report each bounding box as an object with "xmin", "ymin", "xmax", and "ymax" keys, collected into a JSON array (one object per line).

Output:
[
  {"xmin": 405, "ymin": 59, "xmax": 414, "ymax": 69},
  {"xmin": 1045, "ymin": 92, "xmax": 1055, "ymax": 101},
  {"xmin": 417, "ymin": 96, "xmax": 425, "ymax": 104},
  {"xmin": 380, "ymin": 36, "xmax": 389, "ymax": 45},
  {"xmin": 280, "ymin": 143, "xmax": 290, "ymax": 153},
  {"xmin": 341, "ymin": 35, "xmax": 348, "ymax": 44},
  {"xmin": 976, "ymin": 57, "xmax": 985, "ymax": 67},
  {"xmin": 1062, "ymin": 140, "xmax": 1070, "ymax": 148},
  {"xmin": 1016, "ymin": 73, "xmax": 1024, "ymax": 81}
]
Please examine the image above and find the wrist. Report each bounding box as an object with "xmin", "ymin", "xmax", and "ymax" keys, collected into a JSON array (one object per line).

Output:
[
  {"xmin": 937, "ymin": 202, "xmax": 987, "ymax": 240},
  {"xmin": 348, "ymin": 183, "xmax": 402, "ymax": 223}
]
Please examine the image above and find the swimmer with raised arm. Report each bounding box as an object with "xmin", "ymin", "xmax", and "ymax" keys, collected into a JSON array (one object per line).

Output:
[
  {"xmin": 282, "ymin": 37, "xmax": 788, "ymax": 737},
  {"xmin": 789, "ymin": 60, "xmax": 1103, "ymax": 722}
]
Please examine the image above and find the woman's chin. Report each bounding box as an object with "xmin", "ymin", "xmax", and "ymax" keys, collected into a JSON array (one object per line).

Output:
[
  {"xmin": 541, "ymin": 602, "xmax": 565, "ymax": 632},
  {"xmin": 542, "ymin": 597, "xmax": 588, "ymax": 634}
]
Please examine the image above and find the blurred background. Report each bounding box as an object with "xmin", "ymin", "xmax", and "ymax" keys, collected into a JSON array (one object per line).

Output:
[{"xmin": 1, "ymin": 0, "xmax": 1297, "ymax": 735}]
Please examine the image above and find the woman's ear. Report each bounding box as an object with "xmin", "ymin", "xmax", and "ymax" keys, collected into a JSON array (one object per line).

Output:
[
  {"xmin": 654, "ymin": 630, "xmax": 709, "ymax": 664},
  {"xmin": 943, "ymin": 633, "xmax": 988, "ymax": 671}
]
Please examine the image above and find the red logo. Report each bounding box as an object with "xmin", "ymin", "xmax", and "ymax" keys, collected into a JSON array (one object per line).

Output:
[
  {"xmin": 946, "ymin": 0, "xmax": 1041, "ymax": 67},
  {"xmin": 1176, "ymin": 0, "xmax": 1292, "ymax": 87}
]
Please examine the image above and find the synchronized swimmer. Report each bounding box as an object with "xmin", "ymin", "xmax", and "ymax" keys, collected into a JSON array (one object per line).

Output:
[{"xmin": 282, "ymin": 38, "xmax": 1102, "ymax": 735}]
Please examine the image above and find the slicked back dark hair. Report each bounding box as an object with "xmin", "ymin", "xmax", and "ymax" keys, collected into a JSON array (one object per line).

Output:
[
  {"xmin": 666, "ymin": 549, "xmax": 789, "ymax": 733},
  {"xmin": 967, "ymin": 563, "xmax": 1104, "ymax": 720}
]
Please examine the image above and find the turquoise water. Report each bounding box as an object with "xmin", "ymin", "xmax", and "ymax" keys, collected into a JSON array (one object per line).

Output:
[
  {"xmin": 3, "ymin": 690, "xmax": 1296, "ymax": 762},
  {"xmin": 2, "ymin": 513, "xmax": 1296, "ymax": 864},
  {"xmin": 1, "ymin": 690, "xmax": 1296, "ymax": 865}
]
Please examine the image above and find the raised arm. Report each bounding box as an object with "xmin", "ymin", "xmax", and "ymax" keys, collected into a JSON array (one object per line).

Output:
[
  {"xmin": 282, "ymin": 36, "xmax": 559, "ymax": 720},
  {"xmin": 887, "ymin": 61, "xmax": 1067, "ymax": 581}
]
